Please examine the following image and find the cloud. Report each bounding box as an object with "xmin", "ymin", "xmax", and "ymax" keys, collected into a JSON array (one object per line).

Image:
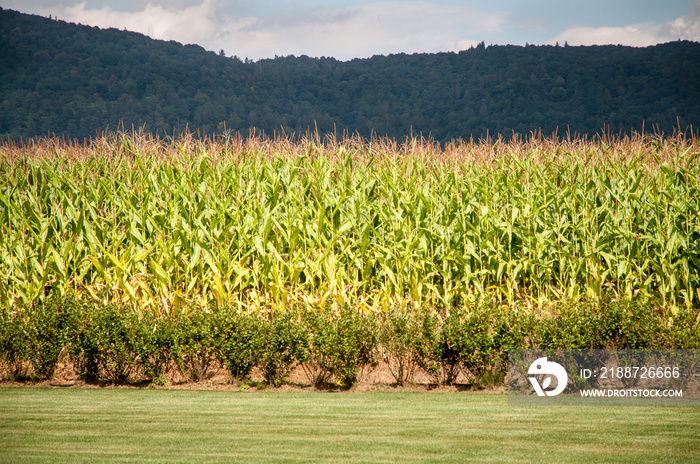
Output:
[
  {"xmin": 235, "ymin": 2, "xmax": 505, "ymax": 59},
  {"xmin": 45, "ymin": 0, "xmax": 230, "ymax": 48},
  {"xmin": 549, "ymin": 0, "xmax": 700, "ymax": 46},
  {"xmin": 40, "ymin": 1, "xmax": 506, "ymax": 60},
  {"xmin": 660, "ymin": 0, "xmax": 700, "ymax": 40}
]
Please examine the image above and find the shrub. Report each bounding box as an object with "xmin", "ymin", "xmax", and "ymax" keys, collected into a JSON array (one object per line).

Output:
[
  {"xmin": 530, "ymin": 297, "xmax": 680, "ymax": 389},
  {"xmin": 71, "ymin": 303, "xmax": 141, "ymax": 383},
  {"xmin": 219, "ymin": 310, "xmax": 261, "ymax": 381},
  {"xmin": 306, "ymin": 304, "xmax": 377, "ymax": 389},
  {"xmin": 3, "ymin": 293, "xmax": 699, "ymax": 389},
  {"xmin": 71, "ymin": 303, "xmax": 100, "ymax": 382},
  {"xmin": 130, "ymin": 312, "xmax": 176, "ymax": 385},
  {"xmin": 0, "ymin": 306, "xmax": 32, "ymax": 380},
  {"xmin": 378, "ymin": 307, "xmax": 421, "ymax": 385},
  {"xmin": 664, "ymin": 308, "xmax": 700, "ymax": 349},
  {"xmin": 300, "ymin": 309, "xmax": 333, "ymax": 388},
  {"xmin": 24, "ymin": 296, "xmax": 79, "ymax": 381},
  {"xmin": 441, "ymin": 305, "xmax": 507, "ymax": 386},
  {"xmin": 256, "ymin": 311, "xmax": 308, "ymax": 387},
  {"xmin": 532, "ymin": 296, "xmax": 684, "ymax": 350},
  {"xmin": 172, "ymin": 310, "xmax": 222, "ymax": 382},
  {"xmin": 611, "ymin": 299, "xmax": 666, "ymax": 349},
  {"xmin": 535, "ymin": 301, "xmax": 607, "ymax": 350},
  {"xmin": 413, "ymin": 310, "xmax": 458, "ymax": 385}
]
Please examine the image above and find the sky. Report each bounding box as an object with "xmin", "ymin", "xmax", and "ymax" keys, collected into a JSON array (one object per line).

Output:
[{"xmin": 3, "ymin": 0, "xmax": 700, "ymax": 61}]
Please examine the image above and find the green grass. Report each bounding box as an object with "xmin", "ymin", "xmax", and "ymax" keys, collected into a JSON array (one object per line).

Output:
[{"xmin": 0, "ymin": 388, "xmax": 698, "ymax": 463}]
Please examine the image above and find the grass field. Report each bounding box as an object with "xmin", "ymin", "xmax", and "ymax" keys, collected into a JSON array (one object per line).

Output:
[{"xmin": 0, "ymin": 388, "xmax": 698, "ymax": 463}]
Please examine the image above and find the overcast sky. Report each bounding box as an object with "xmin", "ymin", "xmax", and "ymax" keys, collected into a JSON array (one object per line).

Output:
[{"xmin": 4, "ymin": 0, "xmax": 700, "ymax": 60}]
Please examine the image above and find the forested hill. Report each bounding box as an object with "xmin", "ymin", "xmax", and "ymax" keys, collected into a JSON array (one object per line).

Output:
[{"xmin": 2, "ymin": 7, "xmax": 700, "ymax": 142}]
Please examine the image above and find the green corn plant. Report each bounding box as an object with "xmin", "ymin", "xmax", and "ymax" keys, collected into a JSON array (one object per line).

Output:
[{"xmin": 0, "ymin": 131, "xmax": 698, "ymax": 316}]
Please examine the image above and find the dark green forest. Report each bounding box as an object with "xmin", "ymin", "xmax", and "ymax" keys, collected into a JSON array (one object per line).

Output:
[{"xmin": 2, "ymin": 7, "xmax": 700, "ymax": 142}]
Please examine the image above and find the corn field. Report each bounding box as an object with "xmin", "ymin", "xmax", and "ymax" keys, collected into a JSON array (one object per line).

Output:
[{"xmin": 1, "ymin": 131, "xmax": 699, "ymax": 315}]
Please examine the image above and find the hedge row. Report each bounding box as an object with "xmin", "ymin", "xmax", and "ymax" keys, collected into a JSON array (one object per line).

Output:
[{"xmin": 1, "ymin": 295, "xmax": 698, "ymax": 388}]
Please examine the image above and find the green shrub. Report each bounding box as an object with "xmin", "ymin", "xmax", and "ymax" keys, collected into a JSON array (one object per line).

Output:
[
  {"xmin": 256, "ymin": 311, "xmax": 308, "ymax": 387},
  {"xmin": 0, "ymin": 306, "xmax": 32, "ymax": 380},
  {"xmin": 3, "ymin": 293, "xmax": 698, "ymax": 389},
  {"xmin": 172, "ymin": 310, "xmax": 222, "ymax": 382},
  {"xmin": 98, "ymin": 308, "xmax": 139, "ymax": 383},
  {"xmin": 535, "ymin": 301, "xmax": 608, "ymax": 349},
  {"xmin": 492, "ymin": 307, "xmax": 534, "ymax": 356},
  {"xmin": 532, "ymin": 296, "xmax": 685, "ymax": 350},
  {"xmin": 441, "ymin": 305, "xmax": 507, "ymax": 386},
  {"xmin": 219, "ymin": 310, "xmax": 261, "ymax": 381},
  {"xmin": 413, "ymin": 310, "xmax": 458, "ymax": 385},
  {"xmin": 130, "ymin": 312, "xmax": 176, "ymax": 385},
  {"xmin": 300, "ymin": 309, "xmax": 332, "ymax": 388},
  {"xmin": 71, "ymin": 304, "xmax": 99, "ymax": 382},
  {"xmin": 612, "ymin": 299, "xmax": 666, "ymax": 349},
  {"xmin": 665, "ymin": 308, "xmax": 700, "ymax": 349},
  {"xmin": 378, "ymin": 307, "xmax": 421, "ymax": 386},
  {"xmin": 71, "ymin": 303, "xmax": 140, "ymax": 383},
  {"xmin": 530, "ymin": 297, "xmax": 682, "ymax": 389},
  {"xmin": 24, "ymin": 296, "xmax": 79, "ymax": 381},
  {"xmin": 306, "ymin": 305, "xmax": 377, "ymax": 389}
]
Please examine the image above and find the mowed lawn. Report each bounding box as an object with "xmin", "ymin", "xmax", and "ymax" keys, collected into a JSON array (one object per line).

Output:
[{"xmin": 0, "ymin": 388, "xmax": 698, "ymax": 463}]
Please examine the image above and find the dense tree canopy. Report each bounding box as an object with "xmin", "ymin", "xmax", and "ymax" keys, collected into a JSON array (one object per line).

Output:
[{"xmin": 2, "ymin": 7, "xmax": 700, "ymax": 141}]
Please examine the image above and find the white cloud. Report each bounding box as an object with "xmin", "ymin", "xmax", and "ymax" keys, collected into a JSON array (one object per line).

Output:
[
  {"xmin": 234, "ymin": 2, "xmax": 506, "ymax": 59},
  {"xmin": 549, "ymin": 0, "xmax": 700, "ymax": 46},
  {"xmin": 40, "ymin": 0, "xmax": 507, "ymax": 60},
  {"xmin": 46, "ymin": 0, "xmax": 229, "ymax": 48},
  {"xmin": 661, "ymin": 0, "xmax": 700, "ymax": 40}
]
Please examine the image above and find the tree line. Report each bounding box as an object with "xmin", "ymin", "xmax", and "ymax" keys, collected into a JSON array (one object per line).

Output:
[{"xmin": 2, "ymin": 7, "xmax": 699, "ymax": 142}]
